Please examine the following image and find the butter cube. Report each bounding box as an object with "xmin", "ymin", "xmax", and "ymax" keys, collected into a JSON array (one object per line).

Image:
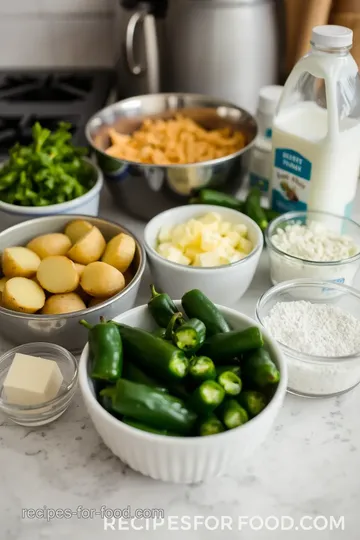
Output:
[{"xmin": 3, "ymin": 353, "xmax": 63, "ymax": 406}]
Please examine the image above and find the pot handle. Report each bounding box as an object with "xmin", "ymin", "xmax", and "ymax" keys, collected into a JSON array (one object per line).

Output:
[{"xmin": 125, "ymin": 9, "xmax": 160, "ymax": 93}]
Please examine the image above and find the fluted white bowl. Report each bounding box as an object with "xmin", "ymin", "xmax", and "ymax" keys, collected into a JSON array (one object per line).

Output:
[{"xmin": 79, "ymin": 302, "xmax": 287, "ymax": 483}]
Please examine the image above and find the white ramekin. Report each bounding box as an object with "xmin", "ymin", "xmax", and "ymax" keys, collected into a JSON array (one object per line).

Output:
[
  {"xmin": 0, "ymin": 158, "xmax": 103, "ymax": 230},
  {"xmin": 79, "ymin": 302, "xmax": 287, "ymax": 483},
  {"xmin": 144, "ymin": 204, "xmax": 263, "ymax": 305}
]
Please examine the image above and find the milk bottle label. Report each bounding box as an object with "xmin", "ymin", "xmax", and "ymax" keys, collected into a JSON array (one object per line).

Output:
[{"xmin": 272, "ymin": 148, "xmax": 312, "ymax": 212}]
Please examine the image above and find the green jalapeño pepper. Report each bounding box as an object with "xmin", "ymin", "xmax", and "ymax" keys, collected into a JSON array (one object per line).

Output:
[
  {"xmin": 101, "ymin": 379, "xmax": 197, "ymax": 434},
  {"xmin": 182, "ymin": 289, "xmax": 231, "ymax": 336},
  {"xmin": 198, "ymin": 414, "xmax": 225, "ymax": 436},
  {"xmin": 173, "ymin": 318, "xmax": 206, "ymax": 353},
  {"xmin": 165, "ymin": 312, "xmax": 184, "ymax": 340},
  {"xmin": 148, "ymin": 284, "xmax": 179, "ymax": 328},
  {"xmin": 188, "ymin": 380, "xmax": 225, "ymax": 416},
  {"xmin": 199, "ymin": 327, "xmax": 264, "ymax": 363},
  {"xmin": 80, "ymin": 317, "xmax": 123, "ymax": 382},
  {"xmin": 122, "ymin": 417, "xmax": 181, "ymax": 436},
  {"xmin": 189, "ymin": 355, "xmax": 216, "ymax": 383},
  {"xmin": 122, "ymin": 362, "xmax": 168, "ymax": 393},
  {"xmin": 238, "ymin": 391, "xmax": 267, "ymax": 417},
  {"xmin": 189, "ymin": 189, "xmax": 244, "ymax": 212},
  {"xmin": 245, "ymin": 187, "xmax": 268, "ymax": 231},
  {"xmin": 242, "ymin": 349, "xmax": 280, "ymax": 387},
  {"xmin": 217, "ymin": 370, "xmax": 242, "ymax": 396},
  {"xmin": 115, "ymin": 323, "xmax": 189, "ymax": 380},
  {"xmin": 219, "ymin": 399, "xmax": 249, "ymax": 429}
]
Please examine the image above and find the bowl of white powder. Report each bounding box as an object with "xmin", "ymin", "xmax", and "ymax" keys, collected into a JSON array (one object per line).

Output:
[
  {"xmin": 256, "ymin": 279, "xmax": 360, "ymax": 398},
  {"xmin": 265, "ymin": 211, "xmax": 360, "ymax": 287}
]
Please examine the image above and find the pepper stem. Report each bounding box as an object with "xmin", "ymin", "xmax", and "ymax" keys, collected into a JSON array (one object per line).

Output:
[
  {"xmin": 165, "ymin": 312, "xmax": 184, "ymax": 340},
  {"xmin": 150, "ymin": 284, "xmax": 160, "ymax": 299},
  {"xmin": 79, "ymin": 319, "xmax": 93, "ymax": 330},
  {"xmin": 100, "ymin": 316, "xmax": 106, "ymax": 324}
]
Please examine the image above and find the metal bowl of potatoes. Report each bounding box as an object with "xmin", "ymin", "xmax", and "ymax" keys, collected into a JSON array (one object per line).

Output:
[{"xmin": 0, "ymin": 215, "xmax": 146, "ymax": 352}]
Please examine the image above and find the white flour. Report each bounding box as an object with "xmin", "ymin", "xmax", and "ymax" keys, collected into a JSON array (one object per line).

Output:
[{"xmin": 263, "ymin": 300, "xmax": 360, "ymax": 396}]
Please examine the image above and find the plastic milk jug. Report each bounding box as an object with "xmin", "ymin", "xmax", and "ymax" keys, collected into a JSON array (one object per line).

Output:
[{"xmin": 270, "ymin": 25, "xmax": 360, "ymax": 217}]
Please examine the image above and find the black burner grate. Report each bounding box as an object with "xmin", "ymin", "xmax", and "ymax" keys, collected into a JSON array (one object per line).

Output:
[{"xmin": 0, "ymin": 70, "xmax": 114, "ymax": 159}]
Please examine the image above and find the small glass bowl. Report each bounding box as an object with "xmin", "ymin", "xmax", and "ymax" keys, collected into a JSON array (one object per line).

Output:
[
  {"xmin": 0, "ymin": 343, "xmax": 78, "ymax": 426},
  {"xmin": 265, "ymin": 211, "xmax": 360, "ymax": 287},
  {"xmin": 256, "ymin": 279, "xmax": 360, "ymax": 398}
]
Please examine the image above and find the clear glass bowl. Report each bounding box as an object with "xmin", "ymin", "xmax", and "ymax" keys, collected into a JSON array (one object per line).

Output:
[
  {"xmin": 256, "ymin": 279, "xmax": 360, "ymax": 398},
  {"xmin": 0, "ymin": 343, "xmax": 78, "ymax": 426},
  {"xmin": 265, "ymin": 210, "xmax": 360, "ymax": 286}
]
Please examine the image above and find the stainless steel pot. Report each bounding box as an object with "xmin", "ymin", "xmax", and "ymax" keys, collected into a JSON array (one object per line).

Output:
[
  {"xmin": 0, "ymin": 215, "xmax": 146, "ymax": 353},
  {"xmin": 85, "ymin": 93, "xmax": 257, "ymax": 220}
]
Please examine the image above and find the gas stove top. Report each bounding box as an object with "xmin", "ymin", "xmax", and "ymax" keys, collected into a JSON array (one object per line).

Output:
[{"xmin": 0, "ymin": 70, "xmax": 114, "ymax": 159}]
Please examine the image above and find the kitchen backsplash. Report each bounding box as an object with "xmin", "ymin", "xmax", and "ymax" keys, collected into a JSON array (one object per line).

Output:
[{"xmin": 0, "ymin": 0, "xmax": 119, "ymax": 67}]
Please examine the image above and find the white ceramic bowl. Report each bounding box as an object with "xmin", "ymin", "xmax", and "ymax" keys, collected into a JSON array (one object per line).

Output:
[
  {"xmin": 144, "ymin": 204, "xmax": 263, "ymax": 305},
  {"xmin": 0, "ymin": 158, "xmax": 103, "ymax": 230},
  {"xmin": 79, "ymin": 302, "xmax": 287, "ymax": 483}
]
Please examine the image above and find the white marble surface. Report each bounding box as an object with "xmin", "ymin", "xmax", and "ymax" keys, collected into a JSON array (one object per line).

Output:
[{"xmin": 1, "ymin": 187, "xmax": 360, "ymax": 540}]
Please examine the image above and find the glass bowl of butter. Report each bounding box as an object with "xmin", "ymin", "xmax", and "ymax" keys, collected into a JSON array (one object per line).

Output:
[{"xmin": 0, "ymin": 342, "xmax": 78, "ymax": 426}]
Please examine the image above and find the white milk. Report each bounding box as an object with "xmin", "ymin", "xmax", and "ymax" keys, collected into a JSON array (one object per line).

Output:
[{"xmin": 271, "ymin": 25, "xmax": 360, "ymax": 217}]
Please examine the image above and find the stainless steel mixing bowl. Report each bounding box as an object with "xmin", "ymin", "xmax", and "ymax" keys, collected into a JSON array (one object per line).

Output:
[
  {"xmin": 85, "ymin": 93, "xmax": 257, "ymax": 220},
  {"xmin": 0, "ymin": 215, "xmax": 146, "ymax": 353}
]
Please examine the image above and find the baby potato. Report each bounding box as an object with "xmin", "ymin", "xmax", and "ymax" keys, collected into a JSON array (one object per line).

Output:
[
  {"xmin": 67, "ymin": 226, "xmax": 106, "ymax": 265},
  {"xmin": 37, "ymin": 256, "xmax": 79, "ymax": 294},
  {"xmin": 101, "ymin": 233, "xmax": 136, "ymax": 273},
  {"xmin": 73, "ymin": 263, "xmax": 86, "ymax": 278},
  {"xmin": 41, "ymin": 293, "xmax": 86, "ymax": 315},
  {"xmin": 3, "ymin": 277, "xmax": 46, "ymax": 313},
  {"xmin": 2, "ymin": 247, "xmax": 41, "ymax": 278},
  {"xmin": 64, "ymin": 219, "xmax": 93, "ymax": 244},
  {"xmin": 0, "ymin": 276, "xmax": 9, "ymax": 294},
  {"xmin": 27, "ymin": 233, "xmax": 71, "ymax": 259},
  {"xmin": 81, "ymin": 261, "xmax": 125, "ymax": 298}
]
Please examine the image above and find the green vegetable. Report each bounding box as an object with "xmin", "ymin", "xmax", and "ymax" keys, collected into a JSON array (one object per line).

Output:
[
  {"xmin": 115, "ymin": 323, "xmax": 189, "ymax": 380},
  {"xmin": 165, "ymin": 312, "xmax": 184, "ymax": 340},
  {"xmin": 244, "ymin": 187, "xmax": 268, "ymax": 231},
  {"xmin": 173, "ymin": 318, "xmax": 206, "ymax": 353},
  {"xmin": 182, "ymin": 289, "xmax": 230, "ymax": 337},
  {"xmin": 122, "ymin": 362, "xmax": 167, "ymax": 393},
  {"xmin": 219, "ymin": 399, "xmax": 249, "ymax": 429},
  {"xmin": 152, "ymin": 327, "xmax": 167, "ymax": 339},
  {"xmin": 148, "ymin": 284, "xmax": 179, "ymax": 328},
  {"xmin": 188, "ymin": 380, "xmax": 225, "ymax": 415},
  {"xmin": 101, "ymin": 380, "xmax": 197, "ymax": 435},
  {"xmin": 238, "ymin": 391, "xmax": 267, "ymax": 417},
  {"xmin": 80, "ymin": 318, "xmax": 123, "ymax": 382},
  {"xmin": 264, "ymin": 208, "xmax": 280, "ymax": 222},
  {"xmin": 198, "ymin": 414, "xmax": 225, "ymax": 436},
  {"xmin": 189, "ymin": 189, "xmax": 244, "ymax": 211},
  {"xmin": 0, "ymin": 122, "xmax": 95, "ymax": 206},
  {"xmin": 122, "ymin": 417, "xmax": 180, "ymax": 436},
  {"xmin": 188, "ymin": 355, "xmax": 217, "ymax": 383},
  {"xmin": 199, "ymin": 327, "xmax": 264, "ymax": 363},
  {"xmin": 217, "ymin": 371, "xmax": 242, "ymax": 396},
  {"xmin": 216, "ymin": 365, "xmax": 241, "ymax": 377},
  {"xmin": 242, "ymin": 348, "xmax": 280, "ymax": 387}
]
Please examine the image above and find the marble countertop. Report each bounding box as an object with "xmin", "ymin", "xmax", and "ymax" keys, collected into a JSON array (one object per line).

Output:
[{"xmin": 1, "ymin": 188, "xmax": 359, "ymax": 540}]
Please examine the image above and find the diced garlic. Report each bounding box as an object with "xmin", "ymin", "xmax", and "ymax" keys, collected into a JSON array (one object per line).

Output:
[
  {"xmin": 194, "ymin": 251, "xmax": 222, "ymax": 267},
  {"xmin": 238, "ymin": 237, "xmax": 253, "ymax": 254},
  {"xmin": 233, "ymin": 223, "xmax": 249, "ymax": 237},
  {"xmin": 158, "ymin": 225, "xmax": 173, "ymax": 243},
  {"xmin": 200, "ymin": 230, "xmax": 222, "ymax": 251},
  {"xmin": 219, "ymin": 221, "xmax": 232, "ymax": 236}
]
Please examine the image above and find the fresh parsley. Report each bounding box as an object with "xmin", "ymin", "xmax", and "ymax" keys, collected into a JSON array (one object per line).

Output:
[{"xmin": 0, "ymin": 122, "xmax": 95, "ymax": 206}]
